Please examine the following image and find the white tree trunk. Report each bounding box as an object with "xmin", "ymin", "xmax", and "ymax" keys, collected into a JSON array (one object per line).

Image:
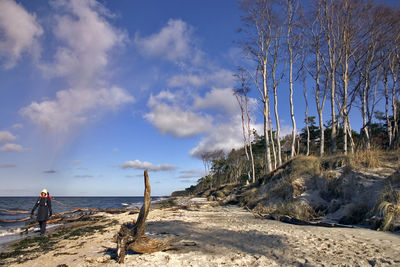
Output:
[
  {"xmin": 245, "ymin": 93, "xmax": 256, "ymax": 183},
  {"xmin": 362, "ymin": 79, "xmax": 371, "ymax": 149},
  {"xmin": 384, "ymin": 73, "xmax": 393, "ymax": 148},
  {"xmin": 304, "ymin": 76, "xmax": 310, "ymax": 156},
  {"xmin": 287, "ymin": 0, "xmax": 297, "ymax": 158},
  {"xmin": 263, "ymin": 63, "xmax": 273, "ymax": 172},
  {"xmin": 268, "ymin": 108, "xmax": 277, "ymax": 169}
]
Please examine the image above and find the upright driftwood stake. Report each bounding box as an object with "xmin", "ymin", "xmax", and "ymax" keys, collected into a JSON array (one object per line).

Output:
[{"xmin": 117, "ymin": 169, "xmax": 152, "ymax": 263}]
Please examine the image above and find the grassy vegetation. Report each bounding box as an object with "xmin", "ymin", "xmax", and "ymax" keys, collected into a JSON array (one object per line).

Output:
[{"xmin": 375, "ymin": 185, "xmax": 400, "ymax": 231}]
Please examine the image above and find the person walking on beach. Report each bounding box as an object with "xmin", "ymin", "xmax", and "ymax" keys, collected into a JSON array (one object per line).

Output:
[{"xmin": 31, "ymin": 188, "xmax": 52, "ymax": 235}]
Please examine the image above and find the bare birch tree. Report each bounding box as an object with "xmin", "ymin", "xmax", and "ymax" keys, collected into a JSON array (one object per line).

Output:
[
  {"xmin": 320, "ymin": 0, "xmax": 343, "ymax": 154},
  {"xmin": 389, "ymin": 49, "xmax": 399, "ymax": 147},
  {"xmin": 239, "ymin": 0, "xmax": 274, "ymax": 172},
  {"xmin": 285, "ymin": 0, "xmax": 298, "ymax": 158},
  {"xmin": 270, "ymin": 22, "xmax": 284, "ymax": 165},
  {"xmin": 234, "ymin": 69, "xmax": 256, "ymax": 183},
  {"xmin": 306, "ymin": 2, "xmax": 327, "ymax": 157},
  {"xmin": 388, "ymin": 31, "xmax": 400, "ymax": 148},
  {"xmin": 302, "ymin": 71, "xmax": 310, "ymax": 156}
]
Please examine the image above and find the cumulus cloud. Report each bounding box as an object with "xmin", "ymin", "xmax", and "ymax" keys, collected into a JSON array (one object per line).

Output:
[
  {"xmin": 0, "ymin": 131, "xmax": 16, "ymax": 143},
  {"xmin": 42, "ymin": 0, "xmax": 125, "ymax": 83},
  {"xmin": 134, "ymin": 19, "xmax": 197, "ymax": 63},
  {"xmin": 0, "ymin": 164, "xmax": 16, "ymax": 168},
  {"xmin": 144, "ymin": 93, "xmax": 212, "ymax": 138},
  {"xmin": 21, "ymin": 0, "xmax": 133, "ymax": 133},
  {"xmin": 21, "ymin": 86, "xmax": 133, "ymax": 132},
  {"xmin": 121, "ymin": 160, "xmax": 176, "ymax": 172},
  {"xmin": 190, "ymin": 115, "xmax": 263, "ymax": 159},
  {"xmin": 144, "ymin": 89, "xmax": 263, "ymax": 158},
  {"xmin": 0, "ymin": 143, "xmax": 23, "ymax": 152},
  {"xmin": 193, "ymin": 87, "xmax": 239, "ymax": 115},
  {"xmin": 0, "ymin": 0, "xmax": 43, "ymax": 69}
]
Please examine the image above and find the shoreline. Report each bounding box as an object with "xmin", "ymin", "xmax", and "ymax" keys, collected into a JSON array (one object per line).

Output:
[{"xmin": 1, "ymin": 197, "xmax": 400, "ymax": 266}]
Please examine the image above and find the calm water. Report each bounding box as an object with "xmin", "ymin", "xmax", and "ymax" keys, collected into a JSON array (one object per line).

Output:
[{"xmin": 0, "ymin": 196, "xmax": 166, "ymax": 249}]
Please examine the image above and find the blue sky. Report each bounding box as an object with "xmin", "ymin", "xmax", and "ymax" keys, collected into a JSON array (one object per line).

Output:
[{"xmin": 0, "ymin": 0, "xmax": 398, "ymax": 196}]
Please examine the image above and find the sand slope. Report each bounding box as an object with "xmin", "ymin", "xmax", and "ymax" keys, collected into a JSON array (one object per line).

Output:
[{"xmin": 6, "ymin": 200, "xmax": 400, "ymax": 267}]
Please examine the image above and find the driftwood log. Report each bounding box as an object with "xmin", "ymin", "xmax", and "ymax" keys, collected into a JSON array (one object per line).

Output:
[
  {"xmin": 246, "ymin": 207, "xmax": 355, "ymax": 228},
  {"xmin": 116, "ymin": 170, "xmax": 166, "ymax": 263}
]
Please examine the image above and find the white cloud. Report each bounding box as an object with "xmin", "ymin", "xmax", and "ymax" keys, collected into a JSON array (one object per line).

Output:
[
  {"xmin": 0, "ymin": 143, "xmax": 23, "ymax": 152},
  {"xmin": 21, "ymin": 0, "xmax": 133, "ymax": 133},
  {"xmin": 134, "ymin": 19, "xmax": 193, "ymax": 62},
  {"xmin": 21, "ymin": 86, "xmax": 133, "ymax": 132},
  {"xmin": 42, "ymin": 0, "xmax": 125, "ymax": 84},
  {"xmin": 190, "ymin": 115, "xmax": 263, "ymax": 159},
  {"xmin": 0, "ymin": 131, "xmax": 16, "ymax": 143},
  {"xmin": 279, "ymin": 124, "xmax": 294, "ymax": 138},
  {"xmin": 121, "ymin": 160, "xmax": 176, "ymax": 172},
  {"xmin": 144, "ymin": 89, "xmax": 264, "ymax": 157},
  {"xmin": 0, "ymin": 0, "xmax": 43, "ymax": 69},
  {"xmin": 193, "ymin": 87, "xmax": 239, "ymax": 115},
  {"xmin": 167, "ymin": 69, "xmax": 235, "ymax": 88},
  {"xmin": 144, "ymin": 93, "xmax": 212, "ymax": 138}
]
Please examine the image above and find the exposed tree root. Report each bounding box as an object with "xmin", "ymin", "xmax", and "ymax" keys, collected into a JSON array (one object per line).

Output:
[{"xmin": 116, "ymin": 170, "xmax": 168, "ymax": 263}]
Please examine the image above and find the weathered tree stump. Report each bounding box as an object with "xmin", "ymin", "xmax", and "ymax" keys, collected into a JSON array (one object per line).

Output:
[{"xmin": 116, "ymin": 170, "xmax": 166, "ymax": 263}]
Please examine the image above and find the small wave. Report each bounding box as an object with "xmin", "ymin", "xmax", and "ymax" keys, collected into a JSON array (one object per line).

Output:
[
  {"xmin": 0, "ymin": 227, "xmax": 25, "ymax": 237},
  {"xmin": 153, "ymin": 197, "xmax": 168, "ymax": 203}
]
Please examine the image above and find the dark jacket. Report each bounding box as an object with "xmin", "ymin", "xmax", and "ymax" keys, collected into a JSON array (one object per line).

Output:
[{"xmin": 31, "ymin": 197, "xmax": 52, "ymax": 221}]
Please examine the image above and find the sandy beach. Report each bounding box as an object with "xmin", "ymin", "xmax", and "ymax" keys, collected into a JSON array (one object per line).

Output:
[{"xmin": 1, "ymin": 198, "xmax": 400, "ymax": 267}]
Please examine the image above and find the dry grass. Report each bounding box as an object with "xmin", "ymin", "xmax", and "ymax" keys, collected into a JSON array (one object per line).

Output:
[
  {"xmin": 269, "ymin": 179, "xmax": 294, "ymax": 201},
  {"xmin": 253, "ymin": 201, "xmax": 316, "ymax": 221},
  {"xmin": 376, "ymin": 185, "xmax": 400, "ymax": 231},
  {"xmin": 285, "ymin": 155, "xmax": 320, "ymax": 177},
  {"xmin": 239, "ymin": 187, "xmax": 259, "ymax": 208},
  {"xmin": 348, "ymin": 148, "xmax": 382, "ymax": 169}
]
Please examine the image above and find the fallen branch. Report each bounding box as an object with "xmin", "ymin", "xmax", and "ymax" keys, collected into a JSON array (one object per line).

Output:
[
  {"xmin": 245, "ymin": 207, "xmax": 355, "ymax": 228},
  {"xmin": 278, "ymin": 215, "xmax": 355, "ymax": 228},
  {"xmin": 0, "ymin": 217, "xmax": 31, "ymax": 223},
  {"xmin": 0, "ymin": 209, "xmax": 30, "ymax": 214}
]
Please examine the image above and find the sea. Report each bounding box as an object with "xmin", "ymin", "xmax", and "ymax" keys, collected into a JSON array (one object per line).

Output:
[{"xmin": 0, "ymin": 196, "xmax": 166, "ymax": 250}]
